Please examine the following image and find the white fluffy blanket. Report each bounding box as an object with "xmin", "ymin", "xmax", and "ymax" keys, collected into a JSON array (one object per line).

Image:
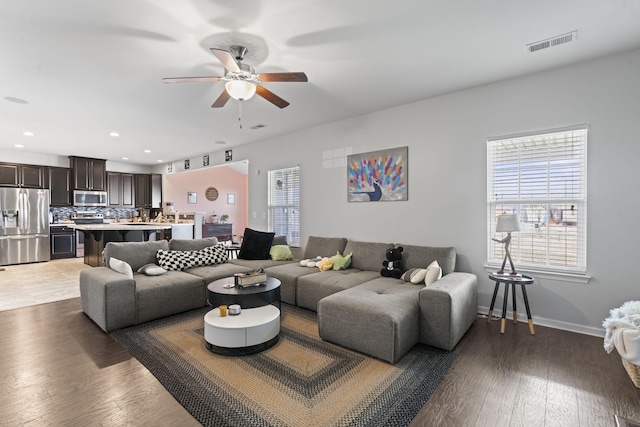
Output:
[{"xmin": 603, "ymin": 300, "xmax": 640, "ymax": 364}]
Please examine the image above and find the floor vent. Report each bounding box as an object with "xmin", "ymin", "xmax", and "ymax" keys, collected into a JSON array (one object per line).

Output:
[{"xmin": 527, "ymin": 31, "xmax": 577, "ymax": 53}]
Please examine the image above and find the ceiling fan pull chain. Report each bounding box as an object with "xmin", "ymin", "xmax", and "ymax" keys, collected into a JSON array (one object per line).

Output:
[{"xmin": 238, "ymin": 99, "xmax": 243, "ymax": 129}]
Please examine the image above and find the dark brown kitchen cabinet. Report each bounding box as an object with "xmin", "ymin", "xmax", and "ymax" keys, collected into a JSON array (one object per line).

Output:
[
  {"xmin": 0, "ymin": 162, "xmax": 45, "ymax": 188},
  {"xmin": 108, "ymin": 172, "xmax": 134, "ymax": 207},
  {"xmin": 47, "ymin": 167, "xmax": 71, "ymax": 206},
  {"xmin": 134, "ymin": 174, "xmax": 150, "ymax": 208},
  {"xmin": 70, "ymin": 156, "xmax": 106, "ymax": 191},
  {"xmin": 134, "ymin": 173, "xmax": 162, "ymax": 208}
]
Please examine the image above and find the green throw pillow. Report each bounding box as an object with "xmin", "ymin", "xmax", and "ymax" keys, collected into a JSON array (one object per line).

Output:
[
  {"xmin": 330, "ymin": 251, "xmax": 352, "ymax": 270},
  {"xmin": 270, "ymin": 245, "xmax": 294, "ymax": 261}
]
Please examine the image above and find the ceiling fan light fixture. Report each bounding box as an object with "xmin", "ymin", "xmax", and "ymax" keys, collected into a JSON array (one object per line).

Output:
[{"xmin": 225, "ymin": 80, "xmax": 256, "ymax": 100}]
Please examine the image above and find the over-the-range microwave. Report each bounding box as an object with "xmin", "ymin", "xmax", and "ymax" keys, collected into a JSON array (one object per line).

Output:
[{"xmin": 73, "ymin": 190, "xmax": 108, "ymax": 207}]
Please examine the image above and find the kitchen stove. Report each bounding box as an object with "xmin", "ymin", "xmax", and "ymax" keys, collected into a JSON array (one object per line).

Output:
[
  {"xmin": 71, "ymin": 212, "xmax": 103, "ymax": 257},
  {"xmin": 71, "ymin": 212, "xmax": 104, "ymax": 224}
]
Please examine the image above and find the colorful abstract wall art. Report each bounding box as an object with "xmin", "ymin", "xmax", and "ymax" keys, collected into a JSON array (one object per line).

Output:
[{"xmin": 347, "ymin": 146, "xmax": 408, "ymax": 202}]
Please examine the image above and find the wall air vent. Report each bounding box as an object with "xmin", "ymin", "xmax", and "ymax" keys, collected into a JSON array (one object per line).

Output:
[
  {"xmin": 250, "ymin": 124, "xmax": 266, "ymax": 130},
  {"xmin": 526, "ymin": 31, "xmax": 577, "ymax": 53}
]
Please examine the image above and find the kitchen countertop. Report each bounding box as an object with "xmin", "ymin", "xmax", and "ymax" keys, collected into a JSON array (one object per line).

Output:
[{"xmin": 69, "ymin": 223, "xmax": 172, "ymax": 231}]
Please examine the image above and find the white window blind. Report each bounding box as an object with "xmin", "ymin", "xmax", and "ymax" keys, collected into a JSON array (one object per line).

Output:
[
  {"xmin": 268, "ymin": 166, "xmax": 300, "ymax": 247},
  {"xmin": 487, "ymin": 126, "xmax": 587, "ymax": 274}
]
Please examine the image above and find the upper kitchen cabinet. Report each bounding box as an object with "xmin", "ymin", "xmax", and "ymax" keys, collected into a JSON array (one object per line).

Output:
[
  {"xmin": 134, "ymin": 173, "xmax": 162, "ymax": 208},
  {"xmin": 70, "ymin": 156, "xmax": 106, "ymax": 191},
  {"xmin": 0, "ymin": 162, "xmax": 45, "ymax": 188},
  {"xmin": 47, "ymin": 167, "xmax": 71, "ymax": 206},
  {"xmin": 108, "ymin": 172, "xmax": 134, "ymax": 207}
]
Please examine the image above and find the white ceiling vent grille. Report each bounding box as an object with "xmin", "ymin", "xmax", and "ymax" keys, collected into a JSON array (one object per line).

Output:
[
  {"xmin": 527, "ymin": 31, "xmax": 578, "ymax": 53},
  {"xmin": 250, "ymin": 124, "xmax": 266, "ymax": 130}
]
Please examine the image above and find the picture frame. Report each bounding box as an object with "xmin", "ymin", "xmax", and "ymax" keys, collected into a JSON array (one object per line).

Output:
[
  {"xmin": 227, "ymin": 193, "xmax": 235, "ymax": 205},
  {"xmin": 187, "ymin": 192, "xmax": 197, "ymax": 204},
  {"xmin": 347, "ymin": 146, "xmax": 408, "ymax": 202}
]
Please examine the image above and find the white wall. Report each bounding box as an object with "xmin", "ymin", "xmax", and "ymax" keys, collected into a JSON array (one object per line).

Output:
[{"xmin": 222, "ymin": 48, "xmax": 640, "ymax": 335}]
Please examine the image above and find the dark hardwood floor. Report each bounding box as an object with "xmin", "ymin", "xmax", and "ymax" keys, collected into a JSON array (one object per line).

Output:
[{"xmin": 1, "ymin": 298, "xmax": 638, "ymax": 426}]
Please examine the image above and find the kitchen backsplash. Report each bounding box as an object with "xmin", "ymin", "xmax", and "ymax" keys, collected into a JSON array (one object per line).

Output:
[{"xmin": 50, "ymin": 207, "xmax": 138, "ymax": 223}]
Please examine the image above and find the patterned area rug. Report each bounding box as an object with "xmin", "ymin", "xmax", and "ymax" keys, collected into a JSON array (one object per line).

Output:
[{"xmin": 111, "ymin": 304, "xmax": 456, "ymax": 427}]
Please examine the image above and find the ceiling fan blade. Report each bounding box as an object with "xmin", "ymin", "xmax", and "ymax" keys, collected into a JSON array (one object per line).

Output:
[
  {"xmin": 257, "ymin": 72, "xmax": 308, "ymax": 82},
  {"xmin": 211, "ymin": 90, "xmax": 231, "ymax": 108},
  {"xmin": 162, "ymin": 76, "xmax": 224, "ymax": 83},
  {"xmin": 255, "ymin": 85, "xmax": 290, "ymax": 108},
  {"xmin": 210, "ymin": 48, "xmax": 241, "ymax": 73}
]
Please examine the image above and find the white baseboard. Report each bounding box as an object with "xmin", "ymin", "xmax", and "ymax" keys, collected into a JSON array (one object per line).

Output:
[{"xmin": 477, "ymin": 305, "xmax": 604, "ymax": 338}]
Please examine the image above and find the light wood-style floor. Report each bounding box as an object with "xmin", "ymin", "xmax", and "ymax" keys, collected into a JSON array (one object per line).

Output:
[
  {"xmin": 0, "ymin": 260, "xmax": 639, "ymax": 426},
  {"xmin": 0, "ymin": 258, "xmax": 90, "ymax": 312}
]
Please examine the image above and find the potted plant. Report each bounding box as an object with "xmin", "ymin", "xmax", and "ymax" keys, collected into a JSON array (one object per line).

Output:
[{"xmin": 220, "ymin": 214, "xmax": 229, "ymax": 224}]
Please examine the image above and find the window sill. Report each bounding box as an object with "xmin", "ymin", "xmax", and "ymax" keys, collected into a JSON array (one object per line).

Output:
[{"xmin": 483, "ymin": 264, "xmax": 591, "ymax": 284}]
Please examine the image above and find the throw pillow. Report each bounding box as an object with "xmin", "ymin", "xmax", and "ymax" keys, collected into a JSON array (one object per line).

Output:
[
  {"xmin": 156, "ymin": 244, "xmax": 228, "ymax": 271},
  {"xmin": 270, "ymin": 245, "xmax": 294, "ymax": 261},
  {"xmin": 401, "ymin": 267, "xmax": 428, "ymax": 284},
  {"xmin": 424, "ymin": 260, "xmax": 443, "ymax": 286},
  {"xmin": 330, "ymin": 251, "xmax": 353, "ymax": 270},
  {"xmin": 238, "ymin": 228, "xmax": 275, "ymax": 260},
  {"xmin": 137, "ymin": 263, "xmax": 167, "ymax": 276},
  {"xmin": 109, "ymin": 257, "xmax": 133, "ymax": 279}
]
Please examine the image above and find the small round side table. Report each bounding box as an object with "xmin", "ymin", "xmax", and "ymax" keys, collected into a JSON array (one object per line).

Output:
[{"xmin": 487, "ymin": 273, "xmax": 535, "ymax": 335}]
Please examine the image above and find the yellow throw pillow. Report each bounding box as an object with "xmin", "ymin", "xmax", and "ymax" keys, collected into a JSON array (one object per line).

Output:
[
  {"xmin": 270, "ymin": 245, "xmax": 294, "ymax": 261},
  {"xmin": 330, "ymin": 251, "xmax": 353, "ymax": 270}
]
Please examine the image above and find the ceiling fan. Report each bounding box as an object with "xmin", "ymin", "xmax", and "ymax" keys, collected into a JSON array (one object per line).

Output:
[{"xmin": 163, "ymin": 45, "xmax": 308, "ymax": 109}]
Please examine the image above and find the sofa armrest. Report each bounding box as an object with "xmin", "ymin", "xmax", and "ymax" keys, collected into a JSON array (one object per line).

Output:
[
  {"xmin": 418, "ymin": 272, "xmax": 478, "ymax": 350},
  {"xmin": 79, "ymin": 267, "xmax": 137, "ymax": 332}
]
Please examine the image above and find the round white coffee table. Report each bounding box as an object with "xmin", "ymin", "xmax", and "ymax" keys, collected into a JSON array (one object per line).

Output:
[{"xmin": 204, "ymin": 304, "xmax": 280, "ymax": 355}]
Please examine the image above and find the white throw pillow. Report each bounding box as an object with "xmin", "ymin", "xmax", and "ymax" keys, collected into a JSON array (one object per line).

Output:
[
  {"xmin": 109, "ymin": 257, "xmax": 133, "ymax": 279},
  {"xmin": 424, "ymin": 260, "xmax": 443, "ymax": 286},
  {"xmin": 137, "ymin": 263, "xmax": 167, "ymax": 276}
]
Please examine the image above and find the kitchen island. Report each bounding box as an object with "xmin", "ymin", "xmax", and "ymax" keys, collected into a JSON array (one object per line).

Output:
[{"xmin": 71, "ymin": 223, "xmax": 172, "ymax": 267}]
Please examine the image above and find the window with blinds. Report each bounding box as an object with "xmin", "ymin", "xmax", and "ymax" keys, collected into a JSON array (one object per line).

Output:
[
  {"xmin": 487, "ymin": 126, "xmax": 587, "ymax": 274},
  {"xmin": 268, "ymin": 166, "xmax": 300, "ymax": 247}
]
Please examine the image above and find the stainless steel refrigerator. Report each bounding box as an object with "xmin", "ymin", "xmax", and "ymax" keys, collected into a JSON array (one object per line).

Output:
[{"xmin": 0, "ymin": 188, "xmax": 50, "ymax": 265}]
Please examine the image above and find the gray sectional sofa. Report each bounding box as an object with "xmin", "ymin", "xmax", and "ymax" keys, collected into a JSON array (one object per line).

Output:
[{"xmin": 79, "ymin": 236, "xmax": 477, "ymax": 363}]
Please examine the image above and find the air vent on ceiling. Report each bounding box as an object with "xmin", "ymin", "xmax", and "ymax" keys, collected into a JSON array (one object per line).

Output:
[
  {"xmin": 526, "ymin": 30, "xmax": 577, "ymax": 53},
  {"xmin": 250, "ymin": 124, "xmax": 267, "ymax": 130}
]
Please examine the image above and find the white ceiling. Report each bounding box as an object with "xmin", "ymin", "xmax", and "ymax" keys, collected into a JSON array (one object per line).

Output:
[{"xmin": 2, "ymin": 0, "xmax": 640, "ymax": 166}]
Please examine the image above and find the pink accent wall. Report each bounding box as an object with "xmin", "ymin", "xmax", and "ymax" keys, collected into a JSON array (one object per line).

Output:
[{"xmin": 162, "ymin": 166, "xmax": 248, "ymax": 239}]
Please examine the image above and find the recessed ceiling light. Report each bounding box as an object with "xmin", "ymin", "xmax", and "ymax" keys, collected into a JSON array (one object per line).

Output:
[
  {"xmin": 109, "ymin": 132, "xmax": 120, "ymax": 137},
  {"xmin": 157, "ymin": 160, "xmax": 163, "ymax": 163},
  {"xmin": 144, "ymin": 149, "xmax": 151, "ymax": 153},
  {"xmin": 121, "ymin": 157, "xmax": 128, "ymax": 160},
  {"xmin": 5, "ymin": 96, "xmax": 29, "ymax": 104},
  {"xmin": 14, "ymin": 144, "xmax": 24, "ymax": 148},
  {"xmin": 23, "ymin": 131, "xmax": 35, "ymax": 137},
  {"xmin": 215, "ymin": 140, "xmax": 226, "ymax": 145}
]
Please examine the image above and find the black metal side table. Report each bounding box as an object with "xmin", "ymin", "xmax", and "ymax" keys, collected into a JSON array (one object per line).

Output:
[{"xmin": 487, "ymin": 273, "xmax": 535, "ymax": 335}]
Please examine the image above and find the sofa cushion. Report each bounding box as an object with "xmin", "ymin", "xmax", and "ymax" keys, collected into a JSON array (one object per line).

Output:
[
  {"xmin": 400, "ymin": 268, "xmax": 427, "ymax": 284},
  {"xmin": 303, "ymin": 236, "xmax": 348, "ymax": 259},
  {"xmin": 398, "ymin": 244, "xmax": 456, "ymax": 275},
  {"xmin": 238, "ymin": 228, "xmax": 275, "ymax": 260},
  {"xmin": 330, "ymin": 251, "xmax": 352, "ymax": 270},
  {"xmin": 137, "ymin": 263, "xmax": 167, "ymax": 276},
  {"xmin": 270, "ymin": 245, "xmax": 294, "ymax": 261},
  {"xmin": 169, "ymin": 237, "xmax": 218, "ymax": 251},
  {"xmin": 343, "ymin": 240, "xmax": 394, "ymax": 272},
  {"xmin": 272, "ymin": 235, "xmax": 288, "ymax": 246},
  {"xmin": 135, "ymin": 271, "xmax": 206, "ymax": 323},
  {"xmin": 157, "ymin": 245, "xmax": 228, "ymax": 271},
  {"xmin": 424, "ymin": 260, "xmax": 442, "ymax": 286},
  {"xmin": 109, "ymin": 257, "xmax": 133, "ymax": 279},
  {"xmin": 296, "ymin": 269, "xmax": 381, "ymax": 311},
  {"xmin": 104, "ymin": 240, "xmax": 169, "ymax": 272}
]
